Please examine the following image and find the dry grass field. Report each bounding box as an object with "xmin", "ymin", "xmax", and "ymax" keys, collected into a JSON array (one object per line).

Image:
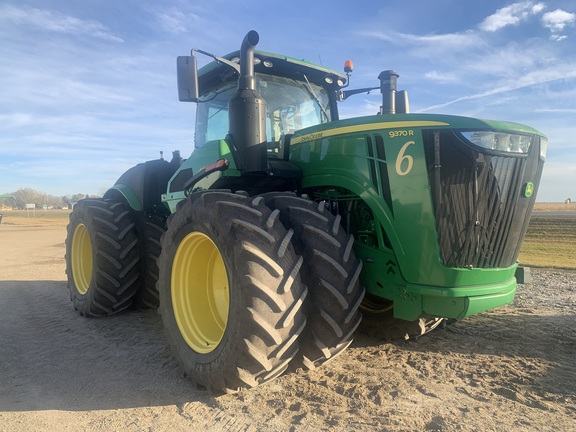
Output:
[
  {"xmin": 2, "ymin": 203, "xmax": 574, "ymax": 269},
  {"xmin": 0, "ymin": 209, "xmax": 71, "ymax": 226},
  {"xmin": 532, "ymin": 202, "xmax": 575, "ymax": 212},
  {"xmin": 519, "ymin": 203, "xmax": 576, "ymax": 270}
]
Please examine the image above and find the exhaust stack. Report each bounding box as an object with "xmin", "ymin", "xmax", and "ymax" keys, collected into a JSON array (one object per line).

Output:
[{"xmin": 228, "ymin": 30, "xmax": 268, "ymax": 173}]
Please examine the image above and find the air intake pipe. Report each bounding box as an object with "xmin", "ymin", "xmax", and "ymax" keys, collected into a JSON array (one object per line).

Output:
[
  {"xmin": 378, "ymin": 70, "xmax": 399, "ymax": 115},
  {"xmin": 228, "ymin": 30, "xmax": 268, "ymax": 173}
]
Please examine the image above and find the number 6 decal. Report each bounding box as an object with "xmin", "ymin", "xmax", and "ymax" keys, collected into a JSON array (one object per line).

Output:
[{"xmin": 395, "ymin": 140, "xmax": 415, "ymax": 176}]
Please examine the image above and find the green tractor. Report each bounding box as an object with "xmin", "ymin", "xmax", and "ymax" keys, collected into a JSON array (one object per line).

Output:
[{"xmin": 66, "ymin": 31, "xmax": 546, "ymax": 393}]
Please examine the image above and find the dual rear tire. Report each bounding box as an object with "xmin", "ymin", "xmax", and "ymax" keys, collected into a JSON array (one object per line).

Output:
[
  {"xmin": 66, "ymin": 199, "xmax": 140, "ymax": 316},
  {"xmin": 66, "ymin": 199, "xmax": 166, "ymax": 316},
  {"xmin": 66, "ymin": 191, "xmax": 365, "ymax": 393}
]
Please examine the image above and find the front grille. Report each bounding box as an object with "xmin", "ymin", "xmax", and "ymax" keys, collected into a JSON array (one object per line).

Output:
[{"xmin": 424, "ymin": 130, "xmax": 544, "ymax": 268}]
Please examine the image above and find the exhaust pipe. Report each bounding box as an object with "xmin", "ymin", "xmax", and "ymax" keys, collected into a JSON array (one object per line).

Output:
[
  {"xmin": 228, "ymin": 30, "xmax": 268, "ymax": 173},
  {"xmin": 238, "ymin": 30, "xmax": 259, "ymax": 91}
]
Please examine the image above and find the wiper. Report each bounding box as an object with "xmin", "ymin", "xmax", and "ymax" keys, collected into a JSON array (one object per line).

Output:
[{"xmin": 300, "ymin": 74, "xmax": 330, "ymax": 123}]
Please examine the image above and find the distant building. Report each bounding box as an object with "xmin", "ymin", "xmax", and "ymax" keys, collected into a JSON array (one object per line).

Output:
[{"xmin": 566, "ymin": 198, "xmax": 572, "ymax": 204}]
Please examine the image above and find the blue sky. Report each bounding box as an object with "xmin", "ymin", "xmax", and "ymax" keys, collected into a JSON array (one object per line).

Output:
[{"xmin": 1, "ymin": 0, "xmax": 575, "ymax": 202}]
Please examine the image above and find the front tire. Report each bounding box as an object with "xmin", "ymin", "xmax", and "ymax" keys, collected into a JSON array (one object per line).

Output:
[
  {"xmin": 157, "ymin": 191, "xmax": 307, "ymax": 393},
  {"xmin": 65, "ymin": 199, "xmax": 141, "ymax": 317},
  {"xmin": 263, "ymin": 193, "xmax": 365, "ymax": 370}
]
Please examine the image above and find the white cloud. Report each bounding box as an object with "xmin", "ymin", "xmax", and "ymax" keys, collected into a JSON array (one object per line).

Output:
[
  {"xmin": 154, "ymin": 8, "xmax": 189, "ymax": 34},
  {"xmin": 361, "ymin": 30, "xmax": 478, "ymax": 49},
  {"xmin": 542, "ymin": 9, "xmax": 576, "ymax": 31},
  {"xmin": 535, "ymin": 108, "xmax": 576, "ymax": 114},
  {"xmin": 420, "ymin": 63, "xmax": 576, "ymax": 112},
  {"xmin": 145, "ymin": 3, "xmax": 206, "ymax": 35},
  {"xmin": 479, "ymin": 1, "xmax": 545, "ymax": 32},
  {"xmin": 0, "ymin": 113, "xmax": 34, "ymax": 129},
  {"xmin": 0, "ymin": 4, "xmax": 123, "ymax": 42},
  {"xmin": 424, "ymin": 70, "xmax": 459, "ymax": 83},
  {"xmin": 542, "ymin": 9, "xmax": 575, "ymax": 40}
]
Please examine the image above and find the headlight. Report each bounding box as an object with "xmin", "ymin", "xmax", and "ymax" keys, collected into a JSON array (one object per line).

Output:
[
  {"xmin": 540, "ymin": 137, "xmax": 548, "ymax": 160},
  {"xmin": 460, "ymin": 131, "xmax": 532, "ymax": 154}
]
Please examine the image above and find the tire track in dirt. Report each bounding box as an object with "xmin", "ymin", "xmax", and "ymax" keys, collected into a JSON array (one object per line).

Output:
[{"xmin": 0, "ymin": 279, "xmax": 257, "ymax": 430}]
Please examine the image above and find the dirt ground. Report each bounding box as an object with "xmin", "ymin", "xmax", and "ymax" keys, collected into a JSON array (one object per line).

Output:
[{"xmin": 0, "ymin": 224, "xmax": 574, "ymax": 431}]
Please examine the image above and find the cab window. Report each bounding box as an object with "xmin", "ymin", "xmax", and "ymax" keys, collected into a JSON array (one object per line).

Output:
[{"xmin": 195, "ymin": 74, "xmax": 331, "ymax": 150}]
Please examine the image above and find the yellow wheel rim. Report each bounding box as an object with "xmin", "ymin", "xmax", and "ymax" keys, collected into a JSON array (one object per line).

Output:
[
  {"xmin": 172, "ymin": 231, "xmax": 229, "ymax": 354},
  {"xmin": 71, "ymin": 223, "xmax": 93, "ymax": 295}
]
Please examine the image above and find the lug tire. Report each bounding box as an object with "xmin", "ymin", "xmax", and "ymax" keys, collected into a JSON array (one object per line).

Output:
[
  {"xmin": 65, "ymin": 199, "xmax": 140, "ymax": 317},
  {"xmin": 157, "ymin": 191, "xmax": 307, "ymax": 394},
  {"xmin": 262, "ymin": 192, "xmax": 365, "ymax": 370},
  {"xmin": 132, "ymin": 213, "xmax": 166, "ymax": 309}
]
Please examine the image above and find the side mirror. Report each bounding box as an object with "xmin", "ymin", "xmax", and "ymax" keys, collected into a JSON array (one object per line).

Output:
[{"xmin": 177, "ymin": 55, "xmax": 199, "ymax": 102}]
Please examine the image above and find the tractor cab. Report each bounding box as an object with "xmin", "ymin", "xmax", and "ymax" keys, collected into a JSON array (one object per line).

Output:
[
  {"xmin": 181, "ymin": 49, "xmax": 345, "ymax": 158},
  {"xmin": 195, "ymin": 63, "xmax": 335, "ymax": 161}
]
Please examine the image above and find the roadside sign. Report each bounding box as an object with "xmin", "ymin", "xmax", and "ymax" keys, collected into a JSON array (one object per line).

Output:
[{"xmin": 25, "ymin": 203, "xmax": 36, "ymax": 217}]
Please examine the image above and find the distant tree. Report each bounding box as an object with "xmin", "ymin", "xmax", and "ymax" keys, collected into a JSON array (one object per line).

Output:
[
  {"xmin": 11, "ymin": 188, "xmax": 38, "ymax": 209},
  {"xmin": 48, "ymin": 195, "xmax": 62, "ymax": 207},
  {"xmin": 8, "ymin": 188, "xmax": 66, "ymax": 209},
  {"xmin": 69, "ymin": 193, "xmax": 88, "ymax": 206}
]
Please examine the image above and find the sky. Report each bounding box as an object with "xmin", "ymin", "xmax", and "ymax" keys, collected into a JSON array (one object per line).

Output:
[{"xmin": 1, "ymin": 0, "xmax": 575, "ymax": 202}]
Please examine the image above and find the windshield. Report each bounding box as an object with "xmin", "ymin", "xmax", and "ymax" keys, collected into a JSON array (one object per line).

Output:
[{"xmin": 195, "ymin": 73, "xmax": 331, "ymax": 148}]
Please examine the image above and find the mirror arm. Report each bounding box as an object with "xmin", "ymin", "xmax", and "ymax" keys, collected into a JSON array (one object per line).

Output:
[
  {"xmin": 192, "ymin": 49, "xmax": 241, "ymax": 74},
  {"xmin": 340, "ymin": 86, "xmax": 380, "ymax": 101}
]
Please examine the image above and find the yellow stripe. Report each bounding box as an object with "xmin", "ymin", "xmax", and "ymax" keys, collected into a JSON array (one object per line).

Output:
[{"xmin": 290, "ymin": 121, "xmax": 450, "ymax": 144}]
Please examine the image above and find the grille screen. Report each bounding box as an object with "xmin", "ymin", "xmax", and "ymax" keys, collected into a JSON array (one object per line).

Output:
[{"xmin": 425, "ymin": 130, "xmax": 544, "ymax": 268}]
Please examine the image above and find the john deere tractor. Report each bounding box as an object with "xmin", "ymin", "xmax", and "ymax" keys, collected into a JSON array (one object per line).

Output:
[{"xmin": 66, "ymin": 31, "xmax": 546, "ymax": 393}]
